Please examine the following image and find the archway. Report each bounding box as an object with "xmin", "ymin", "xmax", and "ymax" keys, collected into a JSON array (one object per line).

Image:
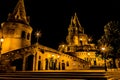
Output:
[
  {"xmin": 11, "ymin": 58, "xmax": 23, "ymax": 71},
  {"xmin": 25, "ymin": 55, "xmax": 34, "ymax": 71}
]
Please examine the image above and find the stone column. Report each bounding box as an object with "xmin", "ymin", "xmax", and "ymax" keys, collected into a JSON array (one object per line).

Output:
[
  {"xmin": 36, "ymin": 53, "xmax": 39, "ymax": 71},
  {"xmin": 42, "ymin": 53, "xmax": 45, "ymax": 70}
]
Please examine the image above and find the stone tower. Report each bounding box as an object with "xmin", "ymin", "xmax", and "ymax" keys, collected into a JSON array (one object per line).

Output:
[
  {"xmin": 66, "ymin": 12, "xmax": 84, "ymax": 46},
  {"xmin": 0, "ymin": 0, "xmax": 32, "ymax": 53}
]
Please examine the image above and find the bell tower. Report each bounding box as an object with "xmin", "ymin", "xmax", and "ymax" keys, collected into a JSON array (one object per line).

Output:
[
  {"xmin": 66, "ymin": 13, "xmax": 84, "ymax": 46},
  {"xmin": 1, "ymin": 0, "xmax": 32, "ymax": 53}
]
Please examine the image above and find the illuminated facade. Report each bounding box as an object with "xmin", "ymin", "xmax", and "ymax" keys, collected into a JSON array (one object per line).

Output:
[
  {"xmin": 0, "ymin": 0, "xmax": 32, "ymax": 54},
  {"xmin": 0, "ymin": 0, "xmax": 90, "ymax": 71},
  {"xmin": 58, "ymin": 13, "xmax": 104, "ymax": 67}
]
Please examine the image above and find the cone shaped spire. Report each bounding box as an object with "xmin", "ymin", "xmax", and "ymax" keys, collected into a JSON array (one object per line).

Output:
[
  {"xmin": 70, "ymin": 12, "xmax": 84, "ymax": 33},
  {"xmin": 7, "ymin": 0, "xmax": 29, "ymax": 25}
]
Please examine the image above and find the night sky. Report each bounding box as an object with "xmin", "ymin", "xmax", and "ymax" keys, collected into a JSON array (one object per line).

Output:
[{"xmin": 0, "ymin": 0, "xmax": 120, "ymax": 49}]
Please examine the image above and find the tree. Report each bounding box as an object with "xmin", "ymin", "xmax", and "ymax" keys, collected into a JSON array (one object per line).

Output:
[{"xmin": 97, "ymin": 20, "xmax": 120, "ymax": 68}]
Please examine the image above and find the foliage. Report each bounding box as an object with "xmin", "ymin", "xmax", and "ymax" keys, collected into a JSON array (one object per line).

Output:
[{"xmin": 97, "ymin": 21, "xmax": 120, "ymax": 58}]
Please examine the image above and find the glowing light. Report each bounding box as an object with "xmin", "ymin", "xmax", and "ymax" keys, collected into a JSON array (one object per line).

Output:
[
  {"xmin": 101, "ymin": 47, "xmax": 105, "ymax": 51},
  {"xmin": 88, "ymin": 38, "xmax": 91, "ymax": 41},
  {"xmin": 62, "ymin": 45, "xmax": 65, "ymax": 47},
  {"xmin": 58, "ymin": 56, "xmax": 60, "ymax": 58},
  {"xmin": 0, "ymin": 38, "xmax": 4, "ymax": 42},
  {"xmin": 35, "ymin": 30, "xmax": 41, "ymax": 38},
  {"xmin": 52, "ymin": 55, "xmax": 54, "ymax": 57},
  {"xmin": 88, "ymin": 53, "xmax": 90, "ymax": 55},
  {"xmin": 80, "ymin": 38, "xmax": 82, "ymax": 41}
]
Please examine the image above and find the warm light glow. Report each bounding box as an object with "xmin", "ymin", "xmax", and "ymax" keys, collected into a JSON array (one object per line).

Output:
[
  {"xmin": 35, "ymin": 30, "xmax": 41, "ymax": 38},
  {"xmin": 101, "ymin": 47, "xmax": 105, "ymax": 51},
  {"xmin": 0, "ymin": 38, "xmax": 4, "ymax": 42},
  {"xmin": 80, "ymin": 38, "xmax": 82, "ymax": 41},
  {"xmin": 88, "ymin": 53, "xmax": 90, "ymax": 55},
  {"xmin": 58, "ymin": 56, "xmax": 60, "ymax": 58},
  {"xmin": 52, "ymin": 55, "xmax": 54, "ymax": 57},
  {"xmin": 36, "ymin": 33, "xmax": 40, "ymax": 36},
  {"xmin": 62, "ymin": 45, "xmax": 65, "ymax": 47},
  {"xmin": 88, "ymin": 38, "xmax": 91, "ymax": 41}
]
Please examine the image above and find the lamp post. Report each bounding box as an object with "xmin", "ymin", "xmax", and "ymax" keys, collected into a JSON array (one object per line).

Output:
[
  {"xmin": 101, "ymin": 47, "xmax": 107, "ymax": 71},
  {"xmin": 35, "ymin": 30, "xmax": 41, "ymax": 44},
  {"xmin": 34, "ymin": 30, "xmax": 42, "ymax": 70}
]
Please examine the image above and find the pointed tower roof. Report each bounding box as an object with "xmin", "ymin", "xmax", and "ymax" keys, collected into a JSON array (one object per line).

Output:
[
  {"xmin": 7, "ymin": 0, "xmax": 29, "ymax": 25},
  {"xmin": 70, "ymin": 12, "xmax": 84, "ymax": 33}
]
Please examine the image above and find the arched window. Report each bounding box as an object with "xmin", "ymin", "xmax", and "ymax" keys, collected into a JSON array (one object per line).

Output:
[
  {"xmin": 66, "ymin": 61, "xmax": 69, "ymax": 66},
  {"xmin": 21, "ymin": 31, "xmax": 26, "ymax": 39}
]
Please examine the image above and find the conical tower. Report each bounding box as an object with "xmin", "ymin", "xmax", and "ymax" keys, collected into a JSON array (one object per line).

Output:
[
  {"xmin": 7, "ymin": 0, "xmax": 29, "ymax": 25},
  {"xmin": 66, "ymin": 12, "xmax": 84, "ymax": 46},
  {"xmin": 0, "ymin": 0, "xmax": 32, "ymax": 53}
]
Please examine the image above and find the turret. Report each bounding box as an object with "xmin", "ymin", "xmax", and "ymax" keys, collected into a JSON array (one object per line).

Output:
[{"xmin": 0, "ymin": 0, "xmax": 32, "ymax": 53}]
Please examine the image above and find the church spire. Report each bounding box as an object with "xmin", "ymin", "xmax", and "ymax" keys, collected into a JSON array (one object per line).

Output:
[
  {"xmin": 7, "ymin": 0, "xmax": 30, "ymax": 25},
  {"xmin": 66, "ymin": 12, "xmax": 84, "ymax": 45},
  {"xmin": 71, "ymin": 12, "xmax": 84, "ymax": 34}
]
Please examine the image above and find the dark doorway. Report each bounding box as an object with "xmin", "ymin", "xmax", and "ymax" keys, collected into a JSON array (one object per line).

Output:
[
  {"xmin": 94, "ymin": 60, "xmax": 96, "ymax": 65},
  {"xmin": 62, "ymin": 63, "xmax": 65, "ymax": 70},
  {"xmin": 45, "ymin": 58, "xmax": 48, "ymax": 70},
  {"xmin": 11, "ymin": 58, "xmax": 23, "ymax": 71},
  {"xmin": 49, "ymin": 58, "xmax": 54, "ymax": 70},
  {"xmin": 58, "ymin": 62, "xmax": 61, "ymax": 70},
  {"xmin": 26, "ymin": 55, "xmax": 34, "ymax": 71},
  {"xmin": 38, "ymin": 61, "xmax": 41, "ymax": 70},
  {"xmin": 54, "ymin": 59, "xmax": 57, "ymax": 70}
]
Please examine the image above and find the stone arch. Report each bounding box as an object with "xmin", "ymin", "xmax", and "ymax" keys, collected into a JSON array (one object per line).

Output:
[
  {"xmin": 11, "ymin": 58, "xmax": 23, "ymax": 71},
  {"xmin": 25, "ymin": 55, "xmax": 34, "ymax": 71}
]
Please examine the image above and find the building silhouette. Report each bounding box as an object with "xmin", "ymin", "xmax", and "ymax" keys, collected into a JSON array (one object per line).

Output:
[{"xmin": 0, "ymin": 0, "xmax": 104, "ymax": 72}]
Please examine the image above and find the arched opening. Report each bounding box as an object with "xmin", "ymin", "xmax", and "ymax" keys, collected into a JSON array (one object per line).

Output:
[
  {"xmin": 38, "ymin": 61, "xmax": 41, "ymax": 70},
  {"xmin": 49, "ymin": 57, "xmax": 54, "ymax": 70},
  {"xmin": 21, "ymin": 31, "xmax": 26, "ymax": 39},
  {"xmin": 25, "ymin": 55, "xmax": 34, "ymax": 71},
  {"xmin": 62, "ymin": 60, "xmax": 65, "ymax": 70},
  {"xmin": 27, "ymin": 33, "xmax": 30, "ymax": 40},
  {"xmin": 11, "ymin": 58, "xmax": 23, "ymax": 71},
  {"xmin": 94, "ymin": 60, "xmax": 96, "ymax": 65}
]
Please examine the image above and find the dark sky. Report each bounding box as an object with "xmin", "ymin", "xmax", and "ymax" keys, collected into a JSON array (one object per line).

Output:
[{"xmin": 0, "ymin": 0, "xmax": 120, "ymax": 49}]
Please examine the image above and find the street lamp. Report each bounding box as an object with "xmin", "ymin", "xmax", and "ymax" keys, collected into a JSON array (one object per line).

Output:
[
  {"xmin": 35, "ymin": 30, "xmax": 42, "ymax": 44},
  {"xmin": 101, "ymin": 47, "xmax": 107, "ymax": 71}
]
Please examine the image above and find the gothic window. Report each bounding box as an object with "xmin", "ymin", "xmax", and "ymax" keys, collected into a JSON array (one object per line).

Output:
[
  {"xmin": 27, "ymin": 33, "xmax": 30, "ymax": 40},
  {"xmin": 21, "ymin": 31, "xmax": 26, "ymax": 39}
]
